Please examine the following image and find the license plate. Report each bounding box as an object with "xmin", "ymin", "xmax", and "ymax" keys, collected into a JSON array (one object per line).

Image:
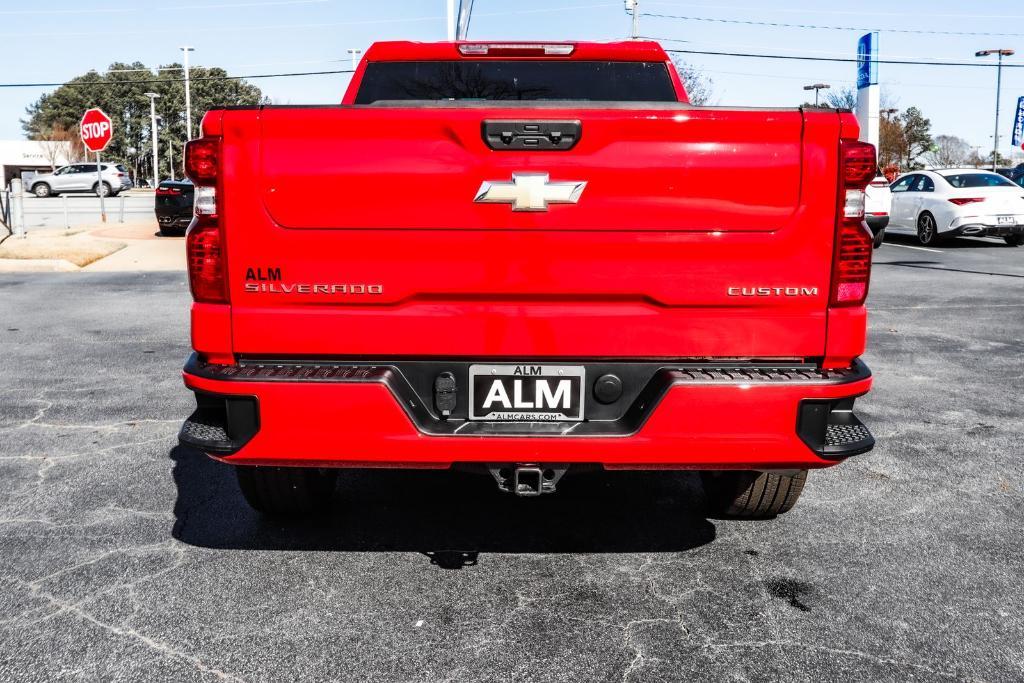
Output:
[
  {"xmin": 469, "ymin": 364, "xmax": 585, "ymax": 421},
  {"xmin": 997, "ymin": 215, "xmax": 1015, "ymax": 225}
]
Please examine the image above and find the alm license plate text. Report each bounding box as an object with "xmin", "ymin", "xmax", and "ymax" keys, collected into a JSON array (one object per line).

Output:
[
  {"xmin": 469, "ymin": 364, "xmax": 585, "ymax": 422},
  {"xmin": 997, "ymin": 215, "xmax": 1016, "ymax": 225}
]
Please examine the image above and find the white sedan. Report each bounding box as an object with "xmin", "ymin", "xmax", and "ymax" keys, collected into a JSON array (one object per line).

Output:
[{"xmin": 887, "ymin": 169, "xmax": 1024, "ymax": 246}]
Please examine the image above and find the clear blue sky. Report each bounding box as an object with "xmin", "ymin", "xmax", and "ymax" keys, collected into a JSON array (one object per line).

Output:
[{"xmin": 2, "ymin": 0, "xmax": 1022, "ymax": 161}]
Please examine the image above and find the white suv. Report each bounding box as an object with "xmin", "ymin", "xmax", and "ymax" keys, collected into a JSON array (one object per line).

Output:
[{"xmin": 28, "ymin": 163, "xmax": 133, "ymax": 198}]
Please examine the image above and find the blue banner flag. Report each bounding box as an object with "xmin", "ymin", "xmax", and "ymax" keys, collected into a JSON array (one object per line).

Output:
[
  {"xmin": 1013, "ymin": 96, "xmax": 1024, "ymax": 148},
  {"xmin": 857, "ymin": 33, "xmax": 878, "ymax": 90}
]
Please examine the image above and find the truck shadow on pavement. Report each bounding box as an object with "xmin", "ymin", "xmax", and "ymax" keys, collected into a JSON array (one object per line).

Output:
[
  {"xmin": 169, "ymin": 446, "xmax": 716, "ymax": 562},
  {"xmin": 884, "ymin": 233, "xmax": 1011, "ymax": 249}
]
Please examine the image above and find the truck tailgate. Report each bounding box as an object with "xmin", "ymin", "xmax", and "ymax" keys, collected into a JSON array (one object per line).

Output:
[{"xmin": 221, "ymin": 105, "xmax": 842, "ymax": 359}]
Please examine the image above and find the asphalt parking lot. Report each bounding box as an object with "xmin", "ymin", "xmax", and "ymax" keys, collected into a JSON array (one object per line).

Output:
[{"xmin": 0, "ymin": 234, "xmax": 1022, "ymax": 682}]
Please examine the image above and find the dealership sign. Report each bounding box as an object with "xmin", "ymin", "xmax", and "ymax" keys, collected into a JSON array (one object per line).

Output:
[
  {"xmin": 80, "ymin": 108, "xmax": 113, "ymax": 153},
  {"xmin": 1013, "ymin": 96, "xmax": 1024, "ymax": 148},
  {"xmin": 857, "ymin": 32, "xmax": 878, "ymax": 90}
]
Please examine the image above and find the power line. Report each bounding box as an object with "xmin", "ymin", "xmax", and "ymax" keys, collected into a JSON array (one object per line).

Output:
[
  {"xmin": 0, "ymin": 69, "xmax": 355, "ymax": 89},
  {"xmin": 1, "ymin": 2, "xmax": 618, "ymax": 39},
  {"xmin": 653, "ymin": 43, "xmax": 1024, "ymax": 69},
  {"xmin": 0, "ymin": 0, "xmax": 327, "ymax": 15},
  {"xmin": 644, "ymin": 1, "xmax": 1024, "ymax": 21},
  {"xmin": 640, "ymin": 11, "xmax": 1024, "ymax": 37}
]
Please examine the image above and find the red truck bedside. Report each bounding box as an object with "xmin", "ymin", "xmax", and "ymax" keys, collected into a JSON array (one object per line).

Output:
[{"xmin": 179, "ymin": 40, "xmax": 877, "ymax": 518}]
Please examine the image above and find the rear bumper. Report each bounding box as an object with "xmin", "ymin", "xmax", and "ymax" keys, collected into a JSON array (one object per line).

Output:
[
  {"xmin": 180, "ymin": 355, "xmax": 874, "ymax": 470},
  {"xmin": 865, "ymin": 215, "xmax": 889, "ymax": 233},
  {"xmin": 945, "ymin": 218, "xmax": 1024, "ymax": 237},
  {"xmin": 154, "ymin": 209, "xmax": 192, "ymax": 231}
]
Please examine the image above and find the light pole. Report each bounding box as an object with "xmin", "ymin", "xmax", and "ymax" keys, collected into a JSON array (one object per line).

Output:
[
  {"xmin": 625, "ymin": 0, "xmax": 639, "ymax": 39},
  {"xmin": 180, "ymin": 46, "xmax": 195, "ymax": 140},
  {"xmin": 803, "ymin": 83, "xmax": 831, "ymax": 107},
  {"xmin": 881, "ymin": 107, "xmax": 899, "ymax": 121},
  {"xmin": 144, "ymin": 92, "xmax": 160, "ymax": 187},
  {"xmin": 346, "ymin": 48, "xmax": 361, "ymax": 70},
  {"xmin": 976, "ymin": 48, "xmax": 1015, "ymax": 171}
]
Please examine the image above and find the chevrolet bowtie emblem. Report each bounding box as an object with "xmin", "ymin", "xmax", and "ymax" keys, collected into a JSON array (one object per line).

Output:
[{"xmin": 474, "ymin": 172, "xmax": 587, "ymax": 211}]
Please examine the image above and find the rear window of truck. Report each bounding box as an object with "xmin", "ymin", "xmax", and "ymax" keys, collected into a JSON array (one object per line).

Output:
[{"xmin": 354, "ymin": 60, "xmax": 678, "ymax": 103}]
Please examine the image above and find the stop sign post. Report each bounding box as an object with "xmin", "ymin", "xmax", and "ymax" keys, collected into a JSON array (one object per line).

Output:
[{"xmin": 80, "ymin": 108, "xmax": 114, "ymax": 222}]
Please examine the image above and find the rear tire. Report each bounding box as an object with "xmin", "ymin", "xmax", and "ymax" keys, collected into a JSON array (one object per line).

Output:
[
  {"xmin": 917, "ymin": 212, "xmax": 940, "ymax": 246},
  {"xmin": 33, "ymin": 183, "xmax": 51, "ymax": 198},
  {"xmin": 1004, "ymin": 235, "xmax": 1023, "ymax": 247},
  {"xmin": 234, "ymin": 466, "xmax": 338, "ymax": 516},
  {"xmin": 701, "ymin": 470, "xmax": 807, "ymax": 519},
  {"xmin": 872, "ymin": 228, "xmax": 885, "ymax": 249}
]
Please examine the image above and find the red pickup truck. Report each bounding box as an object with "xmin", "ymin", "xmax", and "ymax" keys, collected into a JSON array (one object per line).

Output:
[{"xmin": 179, "ymin": 40, "xmax": 877, "ymax": 519}]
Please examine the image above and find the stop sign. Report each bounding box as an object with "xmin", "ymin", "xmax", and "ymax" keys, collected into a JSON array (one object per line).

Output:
[{"xmin": 80, "ymin": 108, "xmax": 113, "ymax": 153}]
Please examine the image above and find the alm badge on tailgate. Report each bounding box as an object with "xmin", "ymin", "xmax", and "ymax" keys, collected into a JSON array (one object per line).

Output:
[{"xmin": 470, "ymin": 364, "xmax": 585, "ymax": 421}]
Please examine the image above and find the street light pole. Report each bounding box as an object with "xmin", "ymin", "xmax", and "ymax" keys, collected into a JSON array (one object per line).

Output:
[
  {"xmin": 346, "ymin": 48, "xmax": 361, "ymax": 70},
  {"xmin": 803, "ymin": 83, "xmax": 831, "ymax": 107},
  {"xmin": 180, "ymin": 46, "xmax": 195, "ymax": 140},
  {"xmin": 625, "ymin": 0, "xmax": 639, "ymax": 39},
  {"xmin": 976, "ymin": 48, "xmax": 1015, "ymax": 171},
  {"xmin": 144, "ymin": 92, "xmax": 160, "ymax": 188}
]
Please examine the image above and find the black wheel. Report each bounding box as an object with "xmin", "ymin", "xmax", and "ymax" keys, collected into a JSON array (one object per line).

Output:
[
  {"xmin": 234, "ymin": 465, "xmax": 338, "ymax": 516},
  {"xmin": 916, "ymin": 212, "xmax": 940, "ymax": 246},
  {"xmin": 33, "ymin": 183, "xmax": 51, "ymax": 198},
  {"xmin": 872, "ymin": 228, "xmax": 885, "ymax": 249},
  {"xmin": 1004, "ymin": 235, "xmax": 1023, "ymax": 247},
  {"xmin": 700, "ymin": 470, "xmax": 807, "ymax": 519},
  {"xmin": 94, "ymin": 182, "xmax": 112, "ymax": 198}
]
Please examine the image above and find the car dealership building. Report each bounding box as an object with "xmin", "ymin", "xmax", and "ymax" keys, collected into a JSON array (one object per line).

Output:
[{"xmin": 0, "ymin": 139, "xmax": 71, "ymax": 189}]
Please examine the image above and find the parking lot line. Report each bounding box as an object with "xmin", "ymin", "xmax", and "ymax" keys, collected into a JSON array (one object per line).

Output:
[{"xmin": 883, "ymin": 243, "xmax": 944, "ymax": 254}]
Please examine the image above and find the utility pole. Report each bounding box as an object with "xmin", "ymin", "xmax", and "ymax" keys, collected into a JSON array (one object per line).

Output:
[
  {"xmin": 803, "ymin": 83, "xmax": 831, "ymax": 107},
  {"xmin": 168, "ymin": 141, "xmax": 175, "ymax": 181},
  {"xmin": 346, "ymin": 48, "xmax": 361, "ymax": 70},
  {"xmin": 180, "ymin": 46, "xmax": 195, "ymax": 140},
  {"xmin": 976, "ymin": 48, "xmax": 1015, "ymax": 171},
  {"xmin": 881, "ymin": 107, "xmax": 899, "ymax": 121},
  {"xmin": 144, "ymin": 92, "xmax": 160, "ymax": 188},
  {"xmin": 625, "ymin": 0, "xmax": 639, "ymax": 39}
]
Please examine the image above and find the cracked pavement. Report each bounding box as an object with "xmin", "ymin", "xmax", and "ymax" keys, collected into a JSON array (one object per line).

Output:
[{"xmin": 1, "ymin": 234, "xmax": 1022, "ymax": 681}]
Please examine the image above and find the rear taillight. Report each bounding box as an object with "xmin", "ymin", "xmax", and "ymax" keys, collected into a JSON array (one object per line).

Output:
[
  {"xmin": 184, "ymin": 136, "xmax": 226, "ymax": 304},
  {"xmin": 185, "ymin": 138, "xmax": 219, "ymax": 184},
  {"xmin": 948, "ymin": 197, "xmax": 985, "ymax": 206},
  {"xmin": 156, "ymin": 187, "xmax": 182, "ymax": 196},
  {"xmin": 830, "ymin": 140, "xmax": 876, "ymax": 307},
  {"xmin": 187, "ymin": 217, "xmax": 228, "ymax": 304},
  {"xmin": 869, "ymin": 179, "xmax": 889, "ymax": 188}
]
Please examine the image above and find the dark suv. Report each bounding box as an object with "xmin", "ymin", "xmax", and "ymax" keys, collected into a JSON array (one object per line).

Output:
[{"xmin": 154, "ymin": 179, "xmax": 194, "ymax": 236}]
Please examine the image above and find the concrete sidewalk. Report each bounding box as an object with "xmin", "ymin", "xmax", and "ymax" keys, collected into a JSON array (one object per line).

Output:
[{"xmin": 0, "ymin": 220, "xmax": 184, "ymax": 272}]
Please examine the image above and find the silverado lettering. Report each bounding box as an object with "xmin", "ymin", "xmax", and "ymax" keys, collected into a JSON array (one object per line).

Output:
[
  {"xmin": 179, "ymin": 40, "xmax": 877, "ymax": 519},
  {"xmin": 243, "ymin": 283, "xmax": 384, "ymax": 294}
]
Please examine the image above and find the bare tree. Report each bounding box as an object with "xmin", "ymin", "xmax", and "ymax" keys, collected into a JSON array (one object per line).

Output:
[
  {"xmin": 33, "ymin": 123, "xmax": 75, "ymax": 170},
  {"xmin": 823, "ymin": 87, "xmax": 856, "ymax": 110},
  {"xmin": 671, "ymin": 58, "xmax": 714, "ymax": 105},
  {"xmin": 923, "ymin": 135, "xmax": 970, "ymax": 168}
]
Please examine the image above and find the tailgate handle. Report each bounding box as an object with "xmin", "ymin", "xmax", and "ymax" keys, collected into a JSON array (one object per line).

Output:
[{"xmin": 482, "ymin": 120, "xmax": 581, "ymax": 151}]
